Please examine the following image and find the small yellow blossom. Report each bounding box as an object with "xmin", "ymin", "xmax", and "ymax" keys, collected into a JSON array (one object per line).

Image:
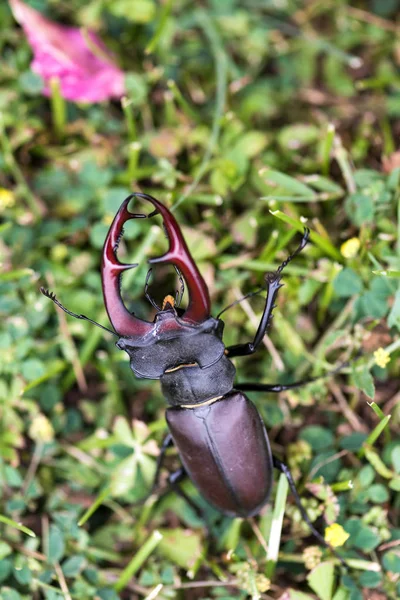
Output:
[
  {"xmin": 340, "ymin": 237, "xmax": 360, "ymax": 259},
  {"xmin": 0, "ymin": 188, "xmax": 15, "ymax": 210},
  {"xmin": 324, "ymin": 523, "xmax": 350, "ymax": 548},
  {"xmin": 374, "ymin": 347, "xmax": 391, "ymax": 369},
  {"xmin": 29, "ymin": 414, "xmax": 55, "ymax": 443},
  {"xmin": 303, "ymin": 545, "xmax": 322, "ymax": 570}
]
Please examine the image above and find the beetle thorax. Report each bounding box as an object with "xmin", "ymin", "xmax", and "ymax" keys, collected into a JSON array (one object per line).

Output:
[{"xmin": 116, "ymin": 312, "xmax": 236, "ymax": 406}]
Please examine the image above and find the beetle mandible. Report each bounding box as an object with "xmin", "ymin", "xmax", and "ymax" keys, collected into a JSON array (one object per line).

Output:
[{"xmin": 41, "ymin": 192, "xmax": 345, "ymax": 563}]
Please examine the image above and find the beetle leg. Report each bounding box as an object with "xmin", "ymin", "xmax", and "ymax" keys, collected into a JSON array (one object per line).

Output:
[
  {"xmin": 144, "ymin": 268, "xmax": 161, "ymax": 311},
  {"xmin": 174, "ymin": 265, "xmax": 185, "ymax": 308},
  {"xmin": 225, "ymin": 228, "xmax": 310, "ymax": 358},
  {"xmin": 235, "ymin": 356, "xmax": 353, "ymax": 393},
  {"xmin": 273, "ymin": 456, "xmax": 347, "ymax": 568},
  {"xmin": 40, "ymin": 288, "xmax": 118, "ymax": 336}
]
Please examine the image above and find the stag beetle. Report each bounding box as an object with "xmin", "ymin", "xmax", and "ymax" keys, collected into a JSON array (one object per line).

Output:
[{"xmin": 42, "ymin": 193, "xmax": 346, "ymax": 563}]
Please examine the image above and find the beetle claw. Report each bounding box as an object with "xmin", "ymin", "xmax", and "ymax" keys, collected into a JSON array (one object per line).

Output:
[
  {"xmin": 101, "ymin": 193, "xmax": 211, "ymax": 335},
  {"xmin": 132, "ymin": 193, "xmax": 211, "ymax": 323},
  {"xmin": 102, "ymin": 196, "xmax": 155, "ymax": 337}
]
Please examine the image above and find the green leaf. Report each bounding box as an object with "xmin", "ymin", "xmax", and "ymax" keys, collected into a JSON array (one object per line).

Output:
[
  {"xmin": 108, "ymin": 0, "xmax": 156, "ymax": 22},
  {"xmin": 21, "ymin": 359, "xmax": 46, "ymax": 382},
  {"xmin": 233, "ymin": 131, "xmax": 268, "ymax": 158},
  {"xmin": 13, "ymin": 564, "xmax": 31, "ymax": 585},
  {"xmin": 339, "ymin": 433, "xmax": 367, "ymax": 451},
  {"xmin": 364, "ymin": 447, "xmax": 393, "ymax": 478},
  {"xmin": 392, "ymin": 446, "xmax": 400, "ymax": 473},
  {"xmin": 345, "ymin": 193, "xmax": 375, "ymax": 226},
  {"xmin": 388, "ymin": 288, "xmax": 400, "ymax": 330},
  {"xmin": 333, "ymin": 268, "xmax": 363, "ymax": 298},
  {"xmin": 307, "ymin": 561, "xmax": 335, "ymax": 600},
  {"xmin": 352, "ymin": 366, "xmax": 375, "ymax": 399},
  {"xmin": 278, "ymin": 123, "xmax": 319, "ymax": 150},
  {"xmin": 289, "ymin": 591, "xmax": 315, "ymax": 600},
  {"xmin": 157, "ymin": 528, "xmax": 202, "ymax": 569},
  {"xmin": 0, "ymin": 541, "xmax": 12, "ymax": 560},
  {"xmin": 124, "ymin": 73, "xmax": 149, "ymax": 105},
  {"xmin": 382, "ymin": 550, "xmax": 400, "ymax": 573},
  {"xmin": 299, "ymin": 425, "xmax": 334, "ymax": 451},
  {"xmin": 19, "ymin": 70, "xmax": 44, "ymax": 95},
  {"xmin": 356, "ymin": 465, "xmax": 375, "ymax": 488},
  {"xmin": 260, "ymin": 168, "xmax": 317, "ymax": 197},
  {"xmin": 353, "ymin": 526, "xmax": 381, "ymax": 552},
  {"xmin": 332, "ymin": 588, "xmax": 351, "ymax": 600},
  {"xmin": 47, "ymin": 524, "xmax": 65, "ymax": 565},
  {"xmin": 0, "ymin": 559, "xmax": 12, "ymax": 583},
  {"xmin": 110, "ymin": 454, "xmax": 138, "ymax": 496},
  {"xmin": 62, "ymin": 555, "xmax": 85, "ymax": 577},
  {"xmin": 358, "ymin": 571, "xmax": 382, "ymax": 588},
  {"xmin": 0, "ymin": 589, "xmax": 23, "ymax": 600},
  {"xmin": 367, "ymin": 484, "xmax": 389, "ymax": 503}
]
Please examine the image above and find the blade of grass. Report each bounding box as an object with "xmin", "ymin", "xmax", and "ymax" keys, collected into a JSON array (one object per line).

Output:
[
  {"xmin": 368, "ymin": 402, "xmax": 385, "ymax": 419},
  {"xmin": 372, "ymin": 270, "xmax": 400, "ymax": 277},
  {"xmin": 0, "ymin": 514, "xmax": 36, "ymax": 537},
  {"xmin": 259, "ymin": 167, "xmax": 317, "ymax": 197},
  {"xmin": 172, "ymin": 9, "xmax": 227, "ymax": 211},
  {"xmin": 78, "ymin": 486, "xmax": 112, "ymax": 526},
  {"xmin": 145, "ymin": 0, "xmax": 174, "ymax": 54},
  {"xmin": 23, "ymin": 360, "xmax": 66, "ymax": 393},
  {"xmin": 49, "ymin": 77, "xmax": 66, "ymax": 140},
  {"xmin": 166, "ymin": 79, "xmax": 200, "ymax": 122},
  {"xmin": 359, "ymin": 415, "xmax": 391, "ymax": 458},
  {"xmin": 0, "ymin": 268, "xmax": 34, "ymax": 282},
  {"xmin": 121, "ymin": 96, "xmax": 137, "ymax": 142},
  {"xmin": 331, "ymin": 480, "xmax": 353, "ymax": 492},
  {"xmin": 0, "ymin": 115, "xmax": 42, "ymax": 220},
  {"xmin": 262, "ymin": 193, "xmax": 340, "ymax": 202},
  {"xmin": 270, "ymin": 209, "xmax": 342, "ymax": 261},
  {"xmin": 333, "ymin": 138, "xmax": 356, "ymax": 194},
  {"xmin": 266, "ymin": 473, "xmax": 288, "ymax": 579},
  {"xmin": 321, "ymin": 123, "xmax": 335, "ymax": 176},
  {"xmin": 114, "ymin": 530, "xmax": 163, "ymax": 592}
]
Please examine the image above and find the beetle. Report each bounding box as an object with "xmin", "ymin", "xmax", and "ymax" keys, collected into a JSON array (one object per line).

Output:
[{"xmin": 41, "ymin": 192, "xmax": 346, "ymax": 563}]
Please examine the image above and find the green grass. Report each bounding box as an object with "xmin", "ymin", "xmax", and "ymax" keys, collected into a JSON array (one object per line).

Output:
[{"xmin": 1, "ymin": 1, "xmax": 400, "ymax": 599}]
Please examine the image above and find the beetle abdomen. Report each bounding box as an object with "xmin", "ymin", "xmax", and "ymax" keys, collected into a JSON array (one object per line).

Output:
[{"xmin": 166, "ymin": 391, "xmax": 273, "ymax": 517}]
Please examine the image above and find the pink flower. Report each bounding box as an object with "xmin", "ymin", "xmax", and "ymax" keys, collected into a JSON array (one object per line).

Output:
[{"xmin": 9, "ymin": 0, "xmax": 126, "ymax": 103}]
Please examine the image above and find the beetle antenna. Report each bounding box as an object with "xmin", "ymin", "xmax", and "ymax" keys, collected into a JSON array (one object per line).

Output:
[
  {"xmin": 40, "ymin": 287, "xmax": 118, "ymax": 336},
  {"xmin": 144, "ymin": 269, "xmax": 161, "ymax": 310},
  {"xmin": 274, "ymin": 227, "xmax": 310, "ymax": 278},
  {"xmin": 273, "ymin": 457, "xmax": 348, "ymax": 568},
  {"xmin": 217, "ymin": 287, "xmax": 264, "ymax": 319}
]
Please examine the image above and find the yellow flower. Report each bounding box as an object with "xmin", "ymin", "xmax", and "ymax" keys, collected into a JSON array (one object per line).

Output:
[
  {"xmin": 0, "ymin": 188, "xmax": 15, "ymax": 210},
  {"xmin": 374, "ymin": 347, "xmax": 390, "ymax": 369},
  {"xmin": 303, "ymin": 545, "xmax": 322, "ymax": 570},
  {"xmin": 324, "ymin": 523, "xmax": 350, "ymax": 548},
  {"xmin": 340, "ymin": 237, "xmax": 360, "ymax": 258},
  {"xmin": 29, "ymin": 414, "xmax": 54, "ymax": 443}
]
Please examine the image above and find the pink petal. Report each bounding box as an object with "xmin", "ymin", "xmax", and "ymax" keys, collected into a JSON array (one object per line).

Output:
[{"xmin": 9, "ymin": 0, "xmax": 125, "ymax": 103}]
